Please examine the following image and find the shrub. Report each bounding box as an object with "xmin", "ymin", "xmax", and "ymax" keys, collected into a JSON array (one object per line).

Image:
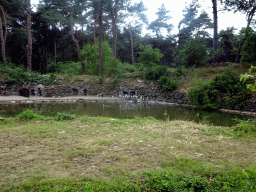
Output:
[
  {"xmin": 17, "ymin": 109, "xmax": 42, "ymax": 120},
  {"xmin": 0, "ymin": 63, "xmax": 58, "ymax": 85},
  {"xmin": 54, "ymin": 112, "xmax": 76, "ymax": 121},
  {"xmin": 211, "ymin": 69, "xmax": 249, "ymax": 109},
  {"xmin": 187, "ymin": 82, "xmax": 222, "ymax": 111},
  {"xmin": 157, "ymin": 76, "xmax": 179, "ymax": 91},
  {"xmin": 144, "ymin": 65, "xmax": 169, "ymax": 80}
]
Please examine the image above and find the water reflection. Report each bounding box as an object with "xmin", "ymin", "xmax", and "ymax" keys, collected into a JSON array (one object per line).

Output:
[{"xmin": 0, "ymin": 101, "xmax": 250, "ymax": 127}]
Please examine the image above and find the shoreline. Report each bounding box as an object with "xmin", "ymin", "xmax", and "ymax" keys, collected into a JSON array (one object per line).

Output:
[{"xmin": 0, "ymin": 95, "xmax": 256, "ymax": 117}]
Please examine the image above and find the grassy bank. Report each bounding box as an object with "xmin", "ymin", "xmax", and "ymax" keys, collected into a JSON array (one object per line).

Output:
[{"xmin": 0, "ymin": 111, "xmax": 256, "ymax": 191}]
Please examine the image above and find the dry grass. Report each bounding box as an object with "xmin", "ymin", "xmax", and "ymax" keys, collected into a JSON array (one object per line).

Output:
[{"xmin": 1, "ymin": 116, "xmax": 256, "ymax": 189}]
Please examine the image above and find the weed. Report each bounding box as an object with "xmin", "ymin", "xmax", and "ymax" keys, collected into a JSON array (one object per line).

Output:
[
  {"xmin": 16, "ymin": 109, "xmax": 43, "ymax": 120},
  {"xmin": 54, "ymin": 112, "xmax": 77, "ymax": 121}
]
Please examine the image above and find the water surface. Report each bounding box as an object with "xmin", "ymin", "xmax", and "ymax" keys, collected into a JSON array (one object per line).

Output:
[{"xmin": 0, "ymin": 101, "xmax": 251, "ymax": 127}]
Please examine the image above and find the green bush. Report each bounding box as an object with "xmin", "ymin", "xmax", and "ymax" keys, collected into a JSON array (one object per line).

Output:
[
  {"xmin": 54, "ymin": 112, "xmax": 77, "ymax": 121},
  {"xmin": 211, "ymin": 69, "xmax": 249, "ymax": 109},
  {"xmin": 157, "ymin": 76, "xmax": 179, "ymax": 91},
  {"xmin": 17, "ymin": 109, "xmax": 42, "ymax": 120},
  {"xmin": 0, "ymin": 63, "xmax": 59, "ymax": 85},
  {"xmin": 143, "ymin": 65, "xmax": 169, "ymax": 80},
  {"xmin": 177, "ymin": 37, "xmax": 208, "ymax": 67},
  {"xmin": 138, "ymin": 44, "xmax": 163, "ymax": 67},
  {"xmin": 187, "ymin": 82, "xmax": 222, "ymax": 111}
]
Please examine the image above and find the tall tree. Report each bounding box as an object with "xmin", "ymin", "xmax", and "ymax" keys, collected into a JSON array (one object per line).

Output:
[
  {"xmin": 126, "ymin": 1, "xmax": 148, "ymax": 64},
  {"xmin": 107, "ymin": 0, "xmax": 130, "ymax": 59},
  {"xmin": 0, "ymin": 5, "xmax": 7, "ymax": 63},
  {"xmin": 90, "ymin": 0, "xmax": 108, "ymax": 77},
  {"xmin": 220, "ymin": 0, "xmax": 256, "ymax": 63},
  {"xmin": 65, "ymin": 0, "xmax": 86, "ymax": 74},
  {"xmin": 148, "ymin": 4, "xmax": 173, "ymax": 38},
  {"xmin": 212, "ymin": 0, "xmax": 218, "ymax": 63},
  {"xmin": 177, "ymin": 1, "xmax": 212, "ymax": 50},
  {"xmin": 27, "ymin": 0, "xmax": 32, "ymax": 70}
]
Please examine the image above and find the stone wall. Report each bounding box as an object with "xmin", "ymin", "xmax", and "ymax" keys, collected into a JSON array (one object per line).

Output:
[{"xmin": 2, "ymin": 81, "xmax": 256, "ymax": 112}]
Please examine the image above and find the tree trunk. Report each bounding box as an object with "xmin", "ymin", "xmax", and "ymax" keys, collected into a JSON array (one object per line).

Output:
[
  {"xmin": 112, "ymin": 17, "xmax": 117, "ymax": 59},
  {"xmin": 94, "ymin": 20, "xmax": 96, "ymax": 43},
  {"xmin": 0, "ymin": 5, "xmax": 6, "ymax": 63},
  {"xmin": 110, "ymin": 3, "xmax": 117, "ymax": 60},
  {"xmin": 68, "ymin": 10, "xmax": 86, "ymax": 74},
  {"xmin": 27, "ymin": 0, "xmax": 32, "ymax": 70},
  {"xmin": 54, "ymin": 38, "xmax": 57, "ymax": 64},
  {"xmin": 128, "ymin": 27, "xmax": 134, "ymax": 64},
  {"xmin": 99, "ymin": 6, "xmax": 103, "ymax": 77},
  {"xmin": 212, "ymin": 0, "xmax": 218, "ymax": 63},
  {"xmin": 0, "ymin": 18, "xmax": 5, "ymax": 62}
]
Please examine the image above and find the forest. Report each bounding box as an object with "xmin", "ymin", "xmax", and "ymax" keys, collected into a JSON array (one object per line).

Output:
[{"xmin": 0, "ymin": 0, "xmax": 255, "ymax": 76}]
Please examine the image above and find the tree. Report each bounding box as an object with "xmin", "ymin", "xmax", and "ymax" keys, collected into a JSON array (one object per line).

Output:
[
  {"xmin": 0, "ymin": 5, "xmax": 7, "ymax": 63},
  {"xmin": 1, "ymin": 0, "xmax": 27, "ymax": 66},
  {"xmin": 241, "ymin": 28, "xmax": 256, "ymax": 64},
  {"xmin": 138, "ymin": 44, "xmax": 163, "ymax": 67},
  {"xmin": 218, "ymin": 27, "xmax": 239, "ymax": 62},
  {"xmin": 148, "ymin": 4, "xmax": 173, "ymax": 38},
  {"xmin": 126, "ymin": 1, "xmax": 148, "ymax": 64},
  {"xmin": 177, "ymin": 37, "xmax": 208, "ymax": 67},
  {"xmin": 107, "ymin": 0, "xmax": 130, "ymax": 59},
  {"xmin": 212, "ymin": 0, "xmax": 218, "ymax": 63},
  {"xmin": 220, "ymin": 0, "xmax": 256, "ymax": 63},
  {"xmin": 89, "ymin": 0, "xmax": 109, "ymax": 77},
  {"xmin": 27, "ymin": 0, "xmax": 32, "ymax": 71},
  {"xmin": 178, "ymin": 1, "xmax": 212, "ymax": 49},
  {"xmin": 65, "ymin": 0, "xmax": 86, "ymax": 74}
]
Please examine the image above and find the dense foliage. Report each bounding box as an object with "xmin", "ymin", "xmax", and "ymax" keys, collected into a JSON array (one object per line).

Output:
[
  {"xmin": 241, "ymin": 30, "xmax": 256, "ymax": 65},
  {"xmin": 188, "ymin": 68, "xmax": 250, "ymax": 110},
  {"xmin": 176, "ymin": 37, "xmax": 208, "ymax": 67}
]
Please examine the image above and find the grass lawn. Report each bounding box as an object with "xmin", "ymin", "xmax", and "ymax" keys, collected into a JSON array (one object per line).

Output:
[{"xmin": 0, "ymin": 111, "xmax": 256, "ymax": 191}]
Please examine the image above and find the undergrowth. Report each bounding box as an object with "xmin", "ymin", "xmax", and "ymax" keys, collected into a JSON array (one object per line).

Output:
[{"xmin": 0, "ymin": 63, "xmax": 59, "ymax": 85}]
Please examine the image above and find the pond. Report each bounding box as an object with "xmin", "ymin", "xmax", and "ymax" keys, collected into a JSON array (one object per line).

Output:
[{"xmin": 0, "ymin": 100, "xmax": 251, "ymax": 127}]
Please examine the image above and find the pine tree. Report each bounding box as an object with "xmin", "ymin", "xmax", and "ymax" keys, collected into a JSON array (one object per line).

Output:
[{"xmin": 148, "ymin": 4, "xmax": 173, "ymax": 38}]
